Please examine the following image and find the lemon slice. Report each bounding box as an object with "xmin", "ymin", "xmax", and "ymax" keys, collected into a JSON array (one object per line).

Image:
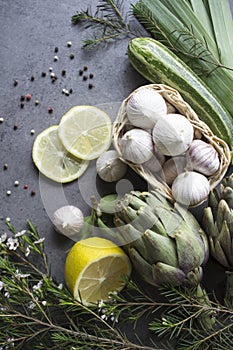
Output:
[
  {"xmin": 58, "ymin": 106, "xmax": 112, "ymax": 160},
  {"xmin": 32, "ymin": 125, "xmax": 89, "ymax": 183},
  {"xmin": 64, "ymin": 237, "xmax": 132, "ymax": 305}
]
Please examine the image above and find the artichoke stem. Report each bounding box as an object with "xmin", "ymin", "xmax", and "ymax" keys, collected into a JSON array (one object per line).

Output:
[{"xmin": 224, "ymin": 271, "xmax": 233, "ymax": 309}]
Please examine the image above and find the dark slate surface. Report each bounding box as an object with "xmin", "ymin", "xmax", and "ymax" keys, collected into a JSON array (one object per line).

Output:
[{"xmin": 0, "ymin": 1, "xmax": 232, "ymax": 348}]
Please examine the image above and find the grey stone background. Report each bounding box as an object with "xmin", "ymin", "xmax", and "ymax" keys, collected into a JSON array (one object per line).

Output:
[{"xmin": 0, "ymin": 1, "xmax": 232, "ymax": 348}]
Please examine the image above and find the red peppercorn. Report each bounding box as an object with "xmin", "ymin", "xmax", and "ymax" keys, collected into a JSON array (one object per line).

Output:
[
  {"xmin": 25, "ymin": 93, "xmax": 32, "ymax": 101},
  {"xmin": 24, "ymin": 185, "xmax": 28, "ymax": 189},
  {"xmin": 48, "ymin": 107, "xmax": 53, "ymax": 114}
]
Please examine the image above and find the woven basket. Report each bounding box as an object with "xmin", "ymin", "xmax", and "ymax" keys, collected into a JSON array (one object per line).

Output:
[{"xmin": 113, "ymin": 84, "xmax": 231, "ymax": 204}]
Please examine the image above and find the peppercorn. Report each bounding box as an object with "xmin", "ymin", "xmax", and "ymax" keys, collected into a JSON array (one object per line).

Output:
[
  {"xmin": 48, "ymin": 107, "xmax": 53, "ymax": 114},
  {"xmin": 54, "ymin": 47, "xmax": 59, "ymax": 53},
  {"xmin": 20, "ymin": 95, "xmax": 25, "ymax": 101},
  {"xmin": 3, "ymin": 163, "xmax": 8, "ymax": 170},
  {"xmin": 69, "ymin": 53, "xmax": 75, "ymax": 59},
  {"xmin": 83, "ymin": 66, "xmax": 88, "ymax": 71},
  {"xmin": 89, "ymin": 73, "xmax": 94, "ymax": 79},
  {"xmin": 79, "ymin": 69, "xmax": 83, "ymax": 76},
  {"xmin": 13, "ymin": 79, "xmax": 18, "ymax": 86},
  {"xmin": 25, "ymin": 93, "xmax": 32, "ymax": 101},
  {"xmin": 69, "ymin": 88, "xmax": 73, "ymax": 94},
  {"xmin": 20, "ymin": 102, "xmax": 24, "ymax": 109},
  {"xmin": 35, "ymin": 100, "xmax": 39, "ymax": 106},
  {"xmin": 31, "ymin": 190, "xmax": 36, "ymax": 197},
  {"xmin": 61, "ymin": 69, "xmax": 66, "ymax": 76},
  {"xmin": 13, "ymin": 124, "xmax": 18, "ymax": 130},
  {"xmin": 83, "ymin": 75, "xmax": 88, "ymax": 81},
  {"xmin": 30, "ymin": 76, "xmax": 35, "ymax": 81},
  {"xmin": 54, "ymin": 55, "xmax": 59, "ymax": 62},
  {"xmin": 88, "ymin": 83, "xmax": 93, "ymax": 89},
  {"xmin": 0, "ymin": 117, "xmax": 4, "ymax": 123},
  {"xmin": 41, "ymin": 71, "xmax": 46, "ymax": 77}
]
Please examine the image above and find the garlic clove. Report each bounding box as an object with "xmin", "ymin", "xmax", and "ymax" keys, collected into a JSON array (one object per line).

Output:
[
  {"xmin": 120, "ymin": 128, "xmax": 154, "ymax": 164},
  {"xmin": 161, "ymin": 156, "xmax": 187, "ymax": 185},
  {"xmin": 171, "ymin": 171, "xmax": 210, "ymax": 206},
  {"xmin": 188, "ymin": 139, "xmax": 220, "ymax": 176},
  {"xmin": 52, "ymin": 205, "xmax": 84, "ymax": 239},
  {"xmin": 96, "ymin": 150, "xmax": 127, "ymax": 182},
  {"xmin": 152, "ymin": 113, "xmax": 194, "ymax": 156},
  {"xmin": 126, "ymin": 87, "xmax": 167, "ymax": 129},
  {"xmin": 142, "ymin": 146, "xmax": 166, "ymax": 174}
]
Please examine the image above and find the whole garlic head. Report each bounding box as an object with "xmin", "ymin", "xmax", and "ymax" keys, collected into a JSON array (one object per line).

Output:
[
  {"xmin": 96, "ymin": 150, "xmax": 127, "ymax": 182},
  {"xmin": 162, "ymin": 156, "xmax": 187, "ymax": 185},
  {"xmin": 152, "ymin": 113, "xmax": 194, "ymax": 156},
  {"xmin": 188, "ymin": 139, "xmax": 220, "ymax": 176},
  {"xmin": 52, "ymin": 205, "xmax": 84, "ymax": 239},
  {"xmin": 171, "ymin": 171, "xmax": 210, "ymax": 206},
  {"xmin": 120, "ymin": 128, "xmax": 153, "ymax": 164},
  {"xmin": 126, "ymin": 87, "xmax": 167, "ymax": 129}
]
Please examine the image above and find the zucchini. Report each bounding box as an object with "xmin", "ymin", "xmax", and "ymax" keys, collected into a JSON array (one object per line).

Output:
[{"xmin": 128, "ymin": 37, "xmax": 233, "ymax": 150}]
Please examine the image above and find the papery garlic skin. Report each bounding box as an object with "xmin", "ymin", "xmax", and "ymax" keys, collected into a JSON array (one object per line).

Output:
[
  {"xmin": 162, "ymin": 156, "xmax": 187, "ymax": 185},
  {"xmin": 152, "ymin": 113, "xmax": 194, "ymax": 156},
  {"xmin": 96, "ymin": 150, "xmax": 127, "ymax": 182},
  {"xmin": 120, "ymin": 128, "xmax": 153, "ymax": 164},
  {"xmin": 53, "ymin": 205, "xmax": 84, "ymax": 238},
  {"xmin": 188, "ymin": 139, "xmax": 220, "ymax": 176},
  {"xmin": 172, "ymin": 171, "xmax": 210, "ymax": 206},
  {"xmin": 126, "ymin": 88, "xmax": 167, "ymax": 129},
  {"xmin": 142, "ymin": 147, "xmax": 166, "ymax": 174}
]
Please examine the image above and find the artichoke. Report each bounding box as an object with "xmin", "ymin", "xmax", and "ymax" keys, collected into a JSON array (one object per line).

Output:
[
  {"xmin": 94, "ymin": 189, "xmax": 213, "ymax": 329},
  {"xmin": 97, "ymin": 190, "xmax": 209, "ymax": 288},
  {"xmin": 202, "ymin": 172, "xmax": 233, "ymax": 307}
]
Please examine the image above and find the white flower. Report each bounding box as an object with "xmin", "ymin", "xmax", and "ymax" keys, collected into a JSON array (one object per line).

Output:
[
  {"xmin": 42, "ymin": 300, "xmax": 47, "ymax": 306},
  {"xmin": 57, "ymin": 283, "xmax": 63, "ymax": 290},
  {"xmin": 4, "ymin": 291, "xmax": 10, "ymax": 298},
  {"xmin": 6, "ymin": 237, "xmax": 19, "ymax": 251},
  {"xmin": 34, "ymin": 237, "xmax": 45, "ymax": 244},
  {"xmin": 28, "ymin": 301, "xmax": 36, "ymax": 309},
  {"xmin": 15, "ymin": 269, "xmax": 30, "ymax": 279},
  {"xmin": 15, "ymin": 230, "xmax": 26, "ymax": 237},
  {"xmin": 0, "ymin": 232, "xmax": 7, "ymax": 243},
  {"xmin": 0, "ymin": 281, "xmax": 4, "ymax": 291},
  {"xmin": 32, "ymin": 280, "xmax": 43, "ymax": 292},
  {"xmin": 25, "ymin": 246, "xmax": 31, "ymax": 257}
]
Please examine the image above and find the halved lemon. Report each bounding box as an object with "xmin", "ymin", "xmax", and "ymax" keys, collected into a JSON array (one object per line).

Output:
[
  {"xmin": 64, "ymin": 237, "xmax": 132, "ymax": 305},
  {"xmin": 58, "ymin": 106, "xmax": 112, "ymax": 160},
  {"xmin": 32, "ymin": 125, "xmax": 89, "ymax": 183}
]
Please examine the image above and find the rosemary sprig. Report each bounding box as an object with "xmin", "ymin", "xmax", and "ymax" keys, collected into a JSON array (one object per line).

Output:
[
  {"xmin": 0, "ymin": 221, "xmax": 162, "ymax": 350},
  {"xmin": 71, "ymin": 0, "xmax": 139, "ymax": 48},
  {"xmin": 1, "ymin": 221, "xmax": 233, "ymax": 349}
]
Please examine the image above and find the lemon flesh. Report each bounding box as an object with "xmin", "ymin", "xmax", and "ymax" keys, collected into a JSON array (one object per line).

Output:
[
  {"xmin": 58, "ymin": 106, "xmax": 112, "ymax": 160},
  {"xmin": 32, "ymin": 125, "xmax": 89, "ymax": 183},
  {"xmin": 64, "ymin": 237, "xmax": 131, "ymax": 305}
]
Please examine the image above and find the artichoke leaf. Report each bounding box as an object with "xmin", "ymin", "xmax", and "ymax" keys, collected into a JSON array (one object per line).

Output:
[
  {"xmin": 208, "ymin": 188, "xmax": 220, "ymax": 219},
  {"xmin": 152, "ymin": 262, "xmax": 186, "ymax": 287},
  {"xmin": 210, "ymin": 238, "xmax": 230, "ymax": 268},
  {"xmin": 142, "ymin": 229, "xmax": 179, "ymax": 267},
  {"xmin": 202, "ymin": 207, "xmax": 218, "ymax": 238},
  {"xmin": 175, "ymin": 225, "xmax": 205, "ymax": 273},
  {"xmin": 221, "ymin": 186, "xmax": 233, "ymax": 208},
  {"xmin": 218, "ymin": 221, "xmax": 233, "ymax": 266},
  {"xmin": 129, "ymin": 247, "xmax": 155, "ymax": 286}
]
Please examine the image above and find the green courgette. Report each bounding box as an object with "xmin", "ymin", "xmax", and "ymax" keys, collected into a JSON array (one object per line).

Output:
[{"xmin": 128, "ymin": 37, "xmax": 233, "ymax": 151}]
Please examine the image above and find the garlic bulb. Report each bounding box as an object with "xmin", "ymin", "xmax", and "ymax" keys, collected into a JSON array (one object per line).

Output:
[
  {"xmin": 142, "ymin": 147, "xmax": 165, "ymax": 174},
  {"xmin": 162, "ymin": 156, "xmax": 187, "ymax": 185},
  {"xmin": 152, "ymin": 113, "xmax": 194, "ymax": 156},
  {"xmin": 172, "ymin": 171, "xmax": 210, "ymax": 206},
  {"xmin": 126, "ymin": 87, "xmax": 167, "ymax": 129},
  {"xmin": 120, "ymin": 128, "xmax": 153, "ymax": 164},
  {"xmin": 188, "ymin": 139, "xmax": 220, "ymax": 176},
  {"xmin": 96, "ymin": 150, "xmax": 127, "ymax": 182},
  {"xmin": 52, "ymin": 205, "xmax": 84, "ymax": 238}
]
